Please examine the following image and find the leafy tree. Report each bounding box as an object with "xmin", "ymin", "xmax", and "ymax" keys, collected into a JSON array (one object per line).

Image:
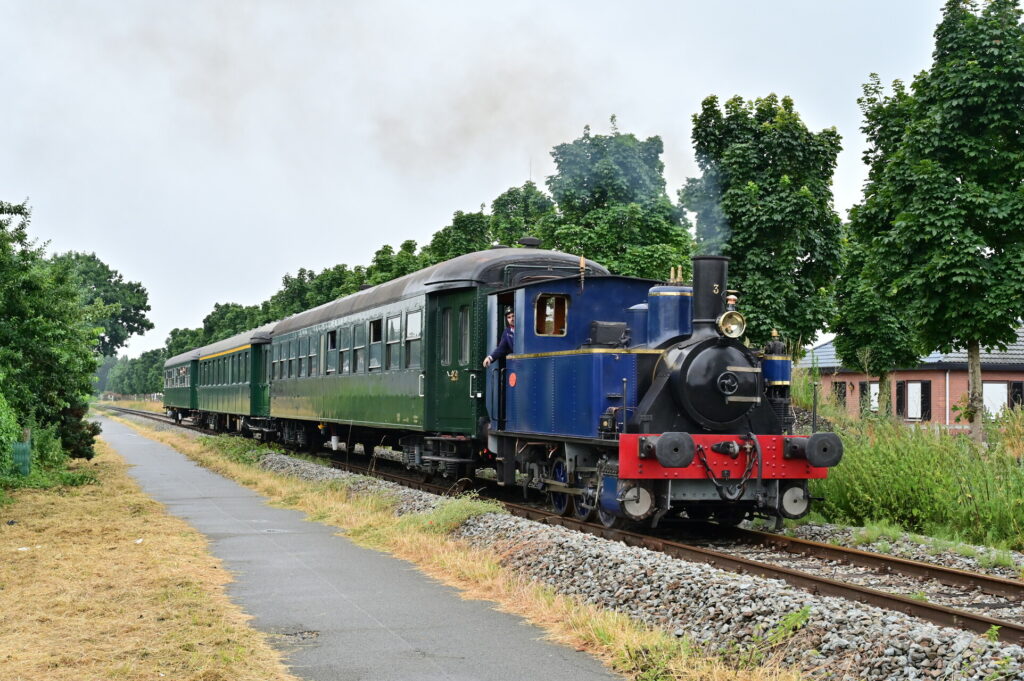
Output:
[
  {"xmin": 680, "ymin": 94, "xmax": 843, "ymax": 347},
  {"xmin": 165, "ymin": 327, "xmax": 206, "ymax": 358},
  {"xmin": 540, "ymin": 118, "xmax": 692, "ymax": 279},
  {"xmin": 832, "ymin": 235, "xmax": 924, "ymax": 414},
  {"xmin": 52, "ymin": 251, "xmax": 154, "ymax": 356},
  {"xmin": 0, "ymin": 200, "xmax": 101, "ymax": 458},
  {"xmin": 421, "ymin": 210, "xmax": 491, "ymax": 265},
  {"xmin": 851, "ymin": 0, "xmax": 1024, "ymax": 441},
  {"xmin": 93, "ymin": 354, "xmax": 119, "ymax": 394},
  {"xmin": 367, "ymin": 245, "xmax": 397, "ymax": 285},
  {"xmin": 490, "ymin": 181, "xmax": 554, "ymax": 246},
  {"xmin": 201, "ymin": 302, "xmax": 265, "ymax": 343},
  {"xmin": 833, "ymin": 79, "xmax": 922, "ymax": 414}
]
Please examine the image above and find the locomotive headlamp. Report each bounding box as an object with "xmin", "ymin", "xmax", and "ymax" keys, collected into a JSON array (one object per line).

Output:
[{"xmin": 717, "ymin": 310, "xmax": 746, "ymax": 338}]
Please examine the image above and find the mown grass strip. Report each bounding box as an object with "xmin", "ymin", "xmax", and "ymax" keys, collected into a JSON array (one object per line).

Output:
[
  {"xmin": 102, "ymin": 412, "xmax": 802, "ymax": 681},
  {"xmin": 0, "ymin": 439, "xmax": 297, "ymax": 681}
]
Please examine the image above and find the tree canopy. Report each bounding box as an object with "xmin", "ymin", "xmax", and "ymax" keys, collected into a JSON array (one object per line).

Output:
[
  {"xmin": 847, "ymin": 0, "xmax": 1024, "ymax": 437},
  {"xmin": 832, "ymin": 78, "xmax": 922, "ymax": 403},
  {"xmin": 538, "ymin": 119, "xmax": 693, "ymax": 280},
  {"xmin": 680, "ymin": 94, "xmax": 843, "ymax": 347},
  {"xmin": 52, "ymin": 251, "xmax": 154, "ymax": 356}
]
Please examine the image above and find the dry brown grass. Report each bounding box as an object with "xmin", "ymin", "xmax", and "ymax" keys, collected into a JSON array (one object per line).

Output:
[
  {"xmin": 0, "ymin": 439, "xmax": 298, "ymax": 681},
  {"xmin": 105, "ymin": 414, "xmax": 803, "ymax": 681}
]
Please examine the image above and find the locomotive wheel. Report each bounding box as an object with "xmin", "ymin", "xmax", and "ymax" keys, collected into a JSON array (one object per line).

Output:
[
  {"xmin": 573, "ymin": 479, "xmax": 597, "ymax": 522},
  {"xmin": 597, "ymin": 507, "xmax": 627, "ymax": 530},
  {"xmin": 548, "ymin": 457, "xmax": 574, "ymax": 517}
]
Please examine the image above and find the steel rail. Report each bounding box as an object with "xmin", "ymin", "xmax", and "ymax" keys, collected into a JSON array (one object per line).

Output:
[
  {"xmin": 721, "ymin": 526, "xmax": 1024, "ymax": 601},
  {"xmin": 501, "ymin": 503, "xmax": 1024, "ymax": 646},
  {"xmin": 102, "ymin": 405, "xmax": 1024, "ymax": 645}
]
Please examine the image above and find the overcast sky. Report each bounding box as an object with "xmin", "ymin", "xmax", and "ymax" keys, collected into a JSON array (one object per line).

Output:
[{"xmin": 1, "ymin": 1, "xmax": 947, "ymax": 357}]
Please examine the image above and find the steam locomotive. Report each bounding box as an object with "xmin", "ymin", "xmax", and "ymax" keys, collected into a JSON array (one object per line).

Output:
[{"xmin": 163, "ymin": 247, "xmax": 842, "ymax": 528}]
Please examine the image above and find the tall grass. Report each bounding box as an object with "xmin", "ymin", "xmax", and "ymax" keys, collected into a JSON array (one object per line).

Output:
[
  {"xmin": 811, "ymin": 418, "xmax": 1024, "ymax": 549},
  {"xmin": 790, "ymin": 367, "xmax": 850, "ymax": 429}
]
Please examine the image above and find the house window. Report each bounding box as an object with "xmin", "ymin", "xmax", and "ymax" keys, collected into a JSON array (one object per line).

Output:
[
  {"xmin": 534, "ymin": 294, "xmax": 568, "ymax": 336},
  {"xmin": 858, "ymin": 380, "xmax": 880, "ymax": 414},
  {"xmin": 832, "ymin": 381, "xmax": 846, "ymax": 408},
  {"xmin": 983, "ymin": 382, "xmax": 1009, "ymax": 415},
  {"xmin": 896, "ymin": 380, "xmax": 932, "ymax": 421}
]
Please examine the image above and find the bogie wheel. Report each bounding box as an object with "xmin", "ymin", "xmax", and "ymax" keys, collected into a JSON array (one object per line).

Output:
[{"xmin": 548, "ymin": 457, "xmax": 574, "ymax": 517}]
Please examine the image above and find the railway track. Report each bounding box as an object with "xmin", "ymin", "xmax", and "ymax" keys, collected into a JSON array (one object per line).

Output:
[{"xmin": 100, "ymin": 405, "xmax": 1024, "ymax": 644}]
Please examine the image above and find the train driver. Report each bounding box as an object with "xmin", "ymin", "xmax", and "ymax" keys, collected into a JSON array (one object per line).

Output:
[{"xmin": 482, "ymin": 310, "xmax": 515, "ymax": 368}]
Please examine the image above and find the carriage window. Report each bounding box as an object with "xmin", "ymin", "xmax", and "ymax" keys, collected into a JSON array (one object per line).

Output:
[
  {"xmin": 368, "ymin": 319, "xmax": 383, "ymax": 371},
  {"xmin": 353, "ymin": 323, "xmax": 367, "ymax": 373},
  {"xmin": 534, "ymin": 294, "xmax": 569, "ymax": 336},
  {"xmin": 458, "ymin": 306, "xmax": 470, "ymax": 364},
  {"xmin": 386, "ymin": 315, "xmax": 402, "ymax": 370},
  {"xmin": 440, "ymin": 309, "xmax": 452, "ymax": 365},
  {"xmin": 340, "ymin": 326, "xmax": 352, "ymax": 374},
  {"xmin": 308, "ymin": 336, "xmax": 318, "ymax": 378},
  {"xmin": 405, "ymin": 310, "xmax": 422, "ymax": 368}
]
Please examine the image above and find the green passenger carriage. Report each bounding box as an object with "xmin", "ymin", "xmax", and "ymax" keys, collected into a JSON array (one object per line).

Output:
[
  {"xmin": 162, "ymin": 349, "xmax": 199, "ymax": 419},
  {"xmin": 188, "ymin": 323, "xmax": 274, "ymax": 431}
]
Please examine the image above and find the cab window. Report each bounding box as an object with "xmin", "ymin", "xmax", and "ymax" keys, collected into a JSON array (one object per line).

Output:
[{"xmin": 534, "ymin": 294, "xmax": 569, "ymax": 336}]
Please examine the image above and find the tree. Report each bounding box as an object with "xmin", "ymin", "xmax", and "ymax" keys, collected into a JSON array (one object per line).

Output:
[
  {"xmin": 489, "ymin": 181, "xmax": 554, "ymax": 246},
  {"xmin": 0, "ymin": 200, "xmax": 101, "ymax": 458},
  {"xmin": 540, "ymin": 118, "xmax": 692, "ymax": 279},
  {"xmin": 851, "ymin": 0, "xmax": 1024, "ymax": 441},
  {"xmin": 201, "ymin": 302, "xmax": 265, "ymax": 343},
  {"xmin": 832, "ymin": 79, "xmax": 923, "ymax": 415},
  {"xmin": 421, "ymin": 210, "xmax": 491, "ymax": 265},
  {"xmin": 680, "ymin": 95, "xmax": 843, "ymax": 348},
  {"xmin": 52, "ymin": 251, "xmax": 154, "ymax": 356},
  {"xmin": 165, "ymin": 327, "xmax": 206, "ymax": 358},
  {"xmin": 267, "ymin": 268, "xmax": 318, "ymax": 319}
]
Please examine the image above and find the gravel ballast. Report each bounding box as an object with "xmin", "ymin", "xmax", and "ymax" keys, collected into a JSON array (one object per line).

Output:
[{"xmin": 253, "ymin": 452, "xmax": 1024, "ymax": 681}]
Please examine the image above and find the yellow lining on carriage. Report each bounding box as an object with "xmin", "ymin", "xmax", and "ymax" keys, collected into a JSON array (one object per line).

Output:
[
  {"xmin": 200, "ymin": 344, "xmax": 252, "ymax": 361},
  {"xmin": 648, "ymin": 291, "xmax": 692, "ymax": 296},
  {"xmin": 763, "ymin": 355, "xmax": 791, "ymax": 361}
]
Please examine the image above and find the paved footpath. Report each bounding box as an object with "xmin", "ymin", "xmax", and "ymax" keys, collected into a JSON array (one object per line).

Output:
[{"xmin": 97, "ymin": 417, "xmax": 620, "ymax": 681}]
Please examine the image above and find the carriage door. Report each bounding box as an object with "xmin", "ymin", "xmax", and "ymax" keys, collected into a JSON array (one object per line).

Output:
[
  {"xmin": 429, "ymin": 289, "xmax": 483, "ymax": 433},
  {"xmin": 252, "ymin": 343, "xmax": 271, "ymax": 417}
]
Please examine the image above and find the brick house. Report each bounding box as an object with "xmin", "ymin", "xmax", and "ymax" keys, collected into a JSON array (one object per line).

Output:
[{"xmin": 798, "ymin": 332, "xmax": 1024, "ymax": 425}]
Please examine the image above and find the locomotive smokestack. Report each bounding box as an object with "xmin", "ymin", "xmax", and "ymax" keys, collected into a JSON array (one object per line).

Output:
[{"xmin": 691, "ymin": 256, "xmax": 728, "ymax": 332}]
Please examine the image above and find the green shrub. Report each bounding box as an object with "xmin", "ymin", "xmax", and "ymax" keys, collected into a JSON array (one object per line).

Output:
[
  {"xmin": 0, "ymin": 390, "xmax": 21, "ymax": 473},
  {"xmin": 812, "ymin": 420, "xmax": 1024, "ymax": 549},
  {"xmin": 31, "ymin": 425, "xmax": 66, "ymax": 470}
]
